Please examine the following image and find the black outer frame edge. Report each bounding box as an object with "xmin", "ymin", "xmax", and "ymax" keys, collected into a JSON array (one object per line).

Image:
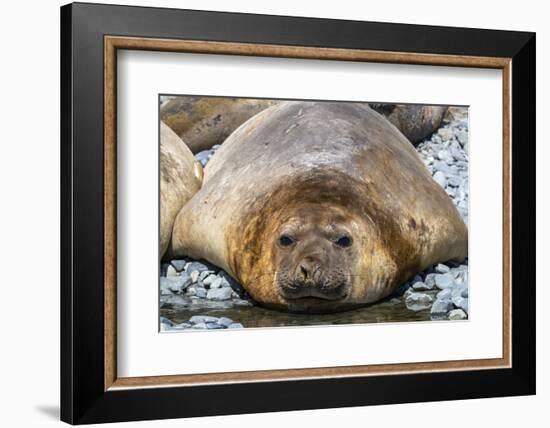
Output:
[
  {"xmin": 510, "ymin": 34, "xmax": 536, "ymax": 392},
  {"xmin": 60, "ymin": 2, "xmax": 536, "ymax": 424},
  {"xmin": 60, "ymin": 4, "xmax": 74, "ymax": 425}
]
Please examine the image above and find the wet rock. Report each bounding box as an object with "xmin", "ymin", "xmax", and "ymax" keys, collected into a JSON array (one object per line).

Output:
[
  {"xmin": 405, "ymin": 293, "xmax": 433, "ymax": 311},
  {"xmin": 431, "ymin": 298, "xmax": 453, "ymax": 317},
  {"xmin": 195, "ymin": 287, "xmax": 207, "ymax": 298},
  {"xmin": 186, "ymin": 286, "xmax": 197, "ymax": 297},
  {"xmin": 192, "ymin": 322, "xmax": 208, "ymax": 329},
  {"xmin": 453, "ymin": 296, "xmax": 469, "ymax": 313},
  {"xmin": 160, "ymin": 294, "xmax": 189, "ymax": 309},
  {"xmin": 160, "ymin": 316, "xmax": 174, "ymax": 327},
  {"xmin": 228, "ymin": 323, "xmax": 244, "ymax": 329},
  {"xmin": 206, "ymin": 322, "xmax": 225, "ymax": 330},
  {"xmin": 189, "ymin": 315, "xmax": 219, "ymax": 324},
  {"xmin": 173, "ymin": 322, "xmax": 192, "ymax": 329},
  {"xmin": 207, "ymin": 287, "xmax": 232, "ymax": 301},
  {"xmin": 219, "ymin": 271, "xmax": 248, "ymax": 296},
  {"xmin": 217, "ymin": 317, "xmax": 234, "ymax": 327},
  {"xmin": 448, "ymin": 309, "xmax": 468, "ymax": 320}
]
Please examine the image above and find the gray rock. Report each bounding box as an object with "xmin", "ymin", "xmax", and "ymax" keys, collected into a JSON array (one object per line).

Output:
[
  {"xmin": 190, "ymin": 271, "xmax": 200, "ymax": 284},
  {"xmin": 202, "ymin": 274, "xmax": 217, "ymax": 287},
  {"xmin": 189, "ymin": 315, "xmax": 219, "ymax": 324},
  {"xmin": 431, "ymin": 298, "xmax": 453, "ymax": 317},
  {"xmin": 170, "ymin": 259, "xmax": 187, "ymax": 272},
  {"xmin": 160, "ymin": 294, "xmax": 190, "ymax": 309},
  {"xmin": 160, "ymin": 275, "xmax": 192, "ymax": 293},
  {"xmin": 438, "ymin": 127, "xmax": 454, "ymax": 141},
  {"xmin": 199, "ymin": 270, "xmax": 214, "ymax": 281},
  {"xmin": 160, "ymin": 279, "xmax": 174, "ymax": 295},
  {"xmin": 425, "ymin": 273, "xmax": 437, "ymax": 289},
  {"xmin": 434, "ymin": 273, "xmax": 455, "ymax": 290},
  {"xmin": 160, "ymin": 316, "xmax": 174, "ymax": 326},
  {"xmin": 195, "ymin": 150, "xmax": 210, "ymax": 167},
  {"xmin": 405, "ymin": 293, "xmax": 433, "ymax": 311},
  {"xmin": 447, "ymin": 175, "xmax": 463, "ymax": 187},
  {"xmin": 437, "ymin": 288, "xmax": 452, "ymax": 300},
  {"xmin": 186, "ymin": 261, "xmax": 211, "ymax": 274},
  {"xmin": 195, "ymin": 287, "xmax": 207, "ymax": 298},
  {"xmin": 186, "ymin": 286, "xmax": 197, "ymax": 297},
  {"xmin": 228, "ymin": 323, "xmax": 244, "ymax": 329},
  {"xmin": 206, "ymin": 322, "xmax": 225, "ymax": 330},
  {"xmin": 166, "ymin": 265, "xmax": 178, "ymax": 277},
  {"xmin": 217, "ymin": 317, "xmax": 234, "ymax": 327},
  {"xmin": 448, "ymin": 309, "xmax": 468, "ymax": 320},
  {"xmin": 453, "ymin": 296, "xmax": 469, "ymax": 313},
  {"xmin": 456, "ymin": 129, "xmax": 468, "ymax": 146},
  {"xmin": 437, "ymin": 150, "xmax": 453, "ymax": 163},
  {"xmin": 433, "ymin": 160, "xmax": 452, "ymax": 174},
  {"xmin": 433, "ymin": 171, "xmax": 447, "ymax": 188},
  {"xmin": 207, "ymin": 287, "xmax": 233, "ymax": 301},
  {"xmin": 192, "ymin": 322, "xmax": 208, "ymax": 329},
  {"xmin": 209, "ymin": 277, "xmax": 223, "ymax": 289},
  {"xmin": 219, "ymin": 271, "xmax": 247, "ymax": 296},
  {"xmin": 233, "ymin": 298, "xmax": 254, "ymax": 307},
  {"xmin": 435, "ymin": 263, "xmax": 450, "ymax": 273},
  {"xmin": 173, "ymin": 322, "xmax": 192, "ymax": 329},
  {"xmin": 412, "ymin": 281, "xmax": 432, "ymax": 291}
]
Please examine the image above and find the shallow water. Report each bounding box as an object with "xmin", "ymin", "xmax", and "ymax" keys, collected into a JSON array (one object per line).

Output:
[{"xmin": 160, "ymin": 293, "xmax": 434, "ymax": 329}]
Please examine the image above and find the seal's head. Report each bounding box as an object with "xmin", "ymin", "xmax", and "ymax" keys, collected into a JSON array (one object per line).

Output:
[
  {"xmin": 227, "ymin": 169, "xmax": 420, "ymax": 314},
  {"xmin": 272, "ymin": 205, "xmax": 360, "ymax": 312}
]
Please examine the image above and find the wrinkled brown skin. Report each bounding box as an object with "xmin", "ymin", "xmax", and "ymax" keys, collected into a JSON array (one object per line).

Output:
[
  {"xmin": 161, "ymin": 97, "xmax": 279, "ymax": 153},
  {"xmin": 159, "ymin": 122, "xmax": 202, "ymax": 259},
  {"xmin": 171, "ymin": 102, "xmax": 467, "ymax": 313},
  {"xmin": 369, "ymin": 104, "xmax": 448, "ymax": 144}
]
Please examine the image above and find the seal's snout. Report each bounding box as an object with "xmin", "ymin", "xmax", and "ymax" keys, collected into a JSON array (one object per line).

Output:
[
  {"xmin": 278, "ymin": 256, "xmax": 347, "ymax": 301},
  {"xmin": 296, "ymin": 256, "xmax": 322, "ymax": 283}
]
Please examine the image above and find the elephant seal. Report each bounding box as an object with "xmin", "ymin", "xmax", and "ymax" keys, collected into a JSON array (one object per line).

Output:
[
  {"xmin": 171, "ymin": 102, "xmax": 467, "ymax": 313},
  {"xmin": 159, "ymin": 122, "xmax": 202, "ymax": 258},
  {"xmin": 369, "ymin": 104, "xmax": 447, "ymax": 144},
  {"xmin": 161, "ymin": 96, "xmax": 279, "ymax": 153}
]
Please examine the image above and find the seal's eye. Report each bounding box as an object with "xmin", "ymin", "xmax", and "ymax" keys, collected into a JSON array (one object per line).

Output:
[
  {"xmin": 335, "ymin": 236, "xmax": 352, "ymax": 247},
  {"xmin": 279, "ymin": 235, "xmax": 295, "ymax": 247}
]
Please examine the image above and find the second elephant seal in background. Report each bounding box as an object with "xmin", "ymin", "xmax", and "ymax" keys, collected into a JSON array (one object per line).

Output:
[
  {"xmin": 159, "ymin": 122, "xmax": 202, "ymax": 258},
  {"xmin": 369, "ymin": 103, "xmax": 448, "ymax": 144},
  {"xmin": 161, "ymin": 96, "xmax": 279, "ymax": 153}
]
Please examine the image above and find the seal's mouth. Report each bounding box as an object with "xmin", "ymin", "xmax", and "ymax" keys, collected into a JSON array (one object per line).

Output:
[{"xmin": 279, "ymin": 282, "xmax": 348, "ymax": 301}]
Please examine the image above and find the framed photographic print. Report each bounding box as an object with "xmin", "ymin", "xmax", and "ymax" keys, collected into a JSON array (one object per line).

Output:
[{"xmin": 60, "ymin": 2, "xmax": 536, "ymax": 424}]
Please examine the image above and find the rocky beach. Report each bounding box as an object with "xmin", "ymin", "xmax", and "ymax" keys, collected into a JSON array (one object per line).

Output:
[{"xmin": 160, "ymin": 105, "xmax": 469, "ymax": 331}]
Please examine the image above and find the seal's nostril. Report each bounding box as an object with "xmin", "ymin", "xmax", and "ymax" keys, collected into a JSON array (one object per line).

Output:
[{"xmin": 300, "ymin": 265, "xmax": 308, "ymax": 279}]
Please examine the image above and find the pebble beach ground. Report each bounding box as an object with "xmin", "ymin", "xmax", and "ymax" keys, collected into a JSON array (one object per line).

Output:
[{"xmin": 160, "ymin": 106, "xmax": 469, "ymax": 331}]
